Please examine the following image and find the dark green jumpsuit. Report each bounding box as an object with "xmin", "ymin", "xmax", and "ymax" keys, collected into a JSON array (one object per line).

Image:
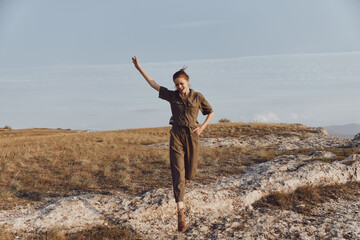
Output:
[{"xmin": 159, "ymin": 86, "xmax": 213, "ymax": 202}]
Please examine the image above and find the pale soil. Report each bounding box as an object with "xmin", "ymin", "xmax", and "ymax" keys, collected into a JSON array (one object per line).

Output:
[{"xmin": 149, "ymin": 133, "xmax": 351, "ymax": 150}]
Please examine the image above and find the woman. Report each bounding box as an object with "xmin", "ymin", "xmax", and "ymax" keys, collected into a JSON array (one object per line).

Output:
[{"xmin": 132, "ymin": 56, "xmax": 214, "ymax": 232}]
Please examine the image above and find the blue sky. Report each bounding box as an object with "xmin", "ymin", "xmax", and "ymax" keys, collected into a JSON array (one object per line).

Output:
[
  {"xmin": 0, "ymin": 0, "xmax": 360, "ymax": 130},
  {"xmin": 1, "ymin": 0, "xmax": 359, "ymax": 68}
]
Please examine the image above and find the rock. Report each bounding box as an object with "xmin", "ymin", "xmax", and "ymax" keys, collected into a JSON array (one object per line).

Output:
[
  {"xmin": 199, "ymin": 225, "xmax": 209, "ymax": 232},
  {"xmin": 354, "ymin": 133, "xmax": 360, "ymax": 140},
  {"xmin": 349, "ymin": 133, "xmax": 360, "ymax": 147},
  {"xmin": 0, "ymin": 195, "xmax": 107, "ymax": 232},
  {"xmin": 273, "ymin": 133, "xmax": 350, "ymax": 151},
  {"xmin": 230, "ymin": 222, "xmax": 241, "ymax": 229},
  {"xmin": 345, "ymin": 154, "xmax": 360, "ymax": 161},
  {"xmin": 314, "ymin": 127, "xmax": 329, "ymax": 135},
  {"xmin": 149, "ymin": 132, "xmax": 350, "ymax": 151},
  {"xmin": 309, "ymin": 151, "xmax": 336, "ymax": 159}
]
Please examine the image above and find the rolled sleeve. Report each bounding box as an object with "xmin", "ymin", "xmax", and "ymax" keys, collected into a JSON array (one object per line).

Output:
[
  {"xmin": 199, "ymin": 93, "xmax": 213, "ymax": 115},
  {"xmin": 159, "ymin": 86, "xmax": 171, "ymax": 102}
]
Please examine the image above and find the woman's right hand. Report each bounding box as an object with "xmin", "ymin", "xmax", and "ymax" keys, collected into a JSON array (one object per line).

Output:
[{"xmin": 132, "ymin": 56, "xmax": 141, "ymax": 70}]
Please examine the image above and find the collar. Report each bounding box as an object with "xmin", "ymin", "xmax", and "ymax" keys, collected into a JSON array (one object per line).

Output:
[
  {"xmin": 175, "ymin": 88, "xmax": 194, "ymax": 98},
  {"xmin": 175, "ymin": 89, "xmax": 194, "ymax": 104}
]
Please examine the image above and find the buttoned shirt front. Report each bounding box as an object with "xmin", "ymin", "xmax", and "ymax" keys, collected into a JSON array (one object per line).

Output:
[{"xmin": 159, "ymin": 86, "xmax": 213, "ymax": 128}]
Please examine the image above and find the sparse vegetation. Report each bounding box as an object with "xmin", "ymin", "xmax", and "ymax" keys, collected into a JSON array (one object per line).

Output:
[
  {"xmin": 0, "ymin": 225, "xmax": 14, "ymax": 240},
  {"xmin": 0, "ymin": 122, "xmax": 356, "ymax": 237},
  {"xmin": 0, "ymin": 123, "xmax": 318, "ymax": 209},
  {"xmin": 218, "ymin": 118, "xmax": 231, "ymax": 123},
  {"xmin": 0, "ymin": 225, "xmax": 139, "ymax": 240},
  {"xmin": 1, "ymin": 125, "xmax": 12, "ymax": 130},
  {"xmin": 201, "ymin": 122, "xmax": 317, "ymax": 138},
  {"xmin": 281, "ymin": 147, "xmax": 360, "ymax": 164},
  {"xmin": 65, "ymin": 225, "xmax": 139, "ymax": 240},
  {"xmin": 253, "ymin": 182, "xmax": 360, "ymax": 215},
  {"xmin": 0, "ymin": 123, "xmax": 347, "ymax": 210}
]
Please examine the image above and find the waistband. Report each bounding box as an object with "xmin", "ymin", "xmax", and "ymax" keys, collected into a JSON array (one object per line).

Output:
[
  {"xmin": 172, "ymin": 124, "xmax": 196, "ymax": 129},
  {"xmin": 171, "ymin": 125, "xmax": 197, "ymax": 135}
]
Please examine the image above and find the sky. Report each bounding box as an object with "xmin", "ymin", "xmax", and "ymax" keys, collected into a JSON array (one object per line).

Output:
[
  {"xmin": 0, "ymin": 0, "xmax": 360, "ymax": 130},
  {"xmin": 1, "ymin": 0, "xmax": 360, "ymax": 68}
]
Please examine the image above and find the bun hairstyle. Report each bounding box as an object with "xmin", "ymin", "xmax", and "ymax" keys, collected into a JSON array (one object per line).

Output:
[{"xmin": 173, "ymin": 66, "xmax": 189, "ymax": 81}]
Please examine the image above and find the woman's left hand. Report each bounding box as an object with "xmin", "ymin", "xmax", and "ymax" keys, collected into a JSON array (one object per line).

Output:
[
  {"xmin": 132, "ymin": 56, "xmax": 141, "ymax": 70},
  {"xmin": 192, "ymin": 127, "xmax": 203, "ymax": 136}
]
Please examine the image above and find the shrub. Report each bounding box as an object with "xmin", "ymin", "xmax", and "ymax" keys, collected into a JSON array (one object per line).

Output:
[{"xmin": 218, "ymin": 118, "xmax": 231, "ymax": 123}]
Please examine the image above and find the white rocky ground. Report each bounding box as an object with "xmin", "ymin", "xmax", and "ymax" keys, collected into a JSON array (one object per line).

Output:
[
  {"xmin": 149, "ymin": 132, "xmax": 351, "ymax": 150},
  {"xmin": 1, "ymin": 132, "xmax": 360, "ymax": 239}
]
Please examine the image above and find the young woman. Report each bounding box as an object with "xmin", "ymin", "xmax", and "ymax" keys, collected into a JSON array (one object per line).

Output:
[{"xmin": 132, "ymin": 56, "xmax": 214, "ymax": 232}]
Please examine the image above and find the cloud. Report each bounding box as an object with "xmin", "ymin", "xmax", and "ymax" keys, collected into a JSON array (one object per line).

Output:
[
  {"xmin": 254, "ymin": 112, "xmax": 280, "ymax": 123},
  {"xmin": 164, "ymin": 20, "xmax": 217, "ymax": 29}
]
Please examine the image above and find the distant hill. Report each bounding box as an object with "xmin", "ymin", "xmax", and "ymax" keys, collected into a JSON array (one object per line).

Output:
[{"xmin": 324, "ymin": 123, "xmax": 360, "ymax": 138}]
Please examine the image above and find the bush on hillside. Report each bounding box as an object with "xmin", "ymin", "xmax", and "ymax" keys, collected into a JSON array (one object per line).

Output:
[{"xmin": 219, "ymin": 118, "xmax": 231, "ymax": 123}]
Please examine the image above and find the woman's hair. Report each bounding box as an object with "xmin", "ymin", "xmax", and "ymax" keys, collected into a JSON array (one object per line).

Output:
[{"xmin": 173, "ymin": 66, "xmax": 189, "ymax": 81}]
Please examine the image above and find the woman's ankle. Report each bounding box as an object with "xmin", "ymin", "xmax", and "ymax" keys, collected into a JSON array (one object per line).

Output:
[{"xmin": 177, "ymin": 201, "xmax": 184, "ymax": 211}]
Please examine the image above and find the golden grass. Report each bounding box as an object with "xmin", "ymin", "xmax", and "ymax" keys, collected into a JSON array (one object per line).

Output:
[
  {"xmin": 0, "ymin": 226, "xmax": 14, "ymax": 240},
  {"xmin": 0, "ymin": 122, "xmax": 333, "ymax": 210},
  {"xmin": 253, "ymin": 182, "xmax": 360, "ymax": 215},
  {"xmin": 201, "ymin": 122, "xmax": 317, "ymax": 138},
  {"xmin": 0, "ymin": 225, "xmax": 140, "ymax": 240},
  {"xmin": 65, "ymin": 225, "xmax": 140, "ymax": 240},
  {"xmin": 0, "ymin": 123, "xmax": 353, "ymax": 210}
]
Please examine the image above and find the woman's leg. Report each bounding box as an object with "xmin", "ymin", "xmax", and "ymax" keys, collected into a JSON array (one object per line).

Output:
[
  {"xmin": 184, "ymin": 131, "xmax": 199, "ymax": 181},
  {"xmin": 169, "ymin": 129, "xmax": 186, "ymax": 203},
  {"xmin": 170, "ymin": 129, "xmax": 187, "ymax": 231}
]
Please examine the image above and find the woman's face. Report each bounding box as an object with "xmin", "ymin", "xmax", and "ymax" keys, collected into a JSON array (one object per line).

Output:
[{"xmin": 174, "ymin": 77, "xmax": 190, "ymax": 95}]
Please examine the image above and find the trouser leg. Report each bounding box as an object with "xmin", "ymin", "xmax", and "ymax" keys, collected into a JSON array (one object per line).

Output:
[
  {"xmin": 184, "ymin": 130, "xmax": 199, "ymax": 181},
  {"xmin": 170, "ymin": 130, "xmax": 186, "ymax": 202}
]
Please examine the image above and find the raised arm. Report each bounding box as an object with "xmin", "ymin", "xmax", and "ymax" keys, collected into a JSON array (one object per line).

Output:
[{"xmin": 132, "ymin": 56, "xmax": 160, "ymax": 92}]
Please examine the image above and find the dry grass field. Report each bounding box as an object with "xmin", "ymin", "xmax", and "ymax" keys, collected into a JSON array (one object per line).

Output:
[
  {"xmin": 0, "ymin": 123, "xmax": 318, "ymax": 208},
  {"xmin": 0, "ymin": 122, "xmax": 359, "ymax": 239}
]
